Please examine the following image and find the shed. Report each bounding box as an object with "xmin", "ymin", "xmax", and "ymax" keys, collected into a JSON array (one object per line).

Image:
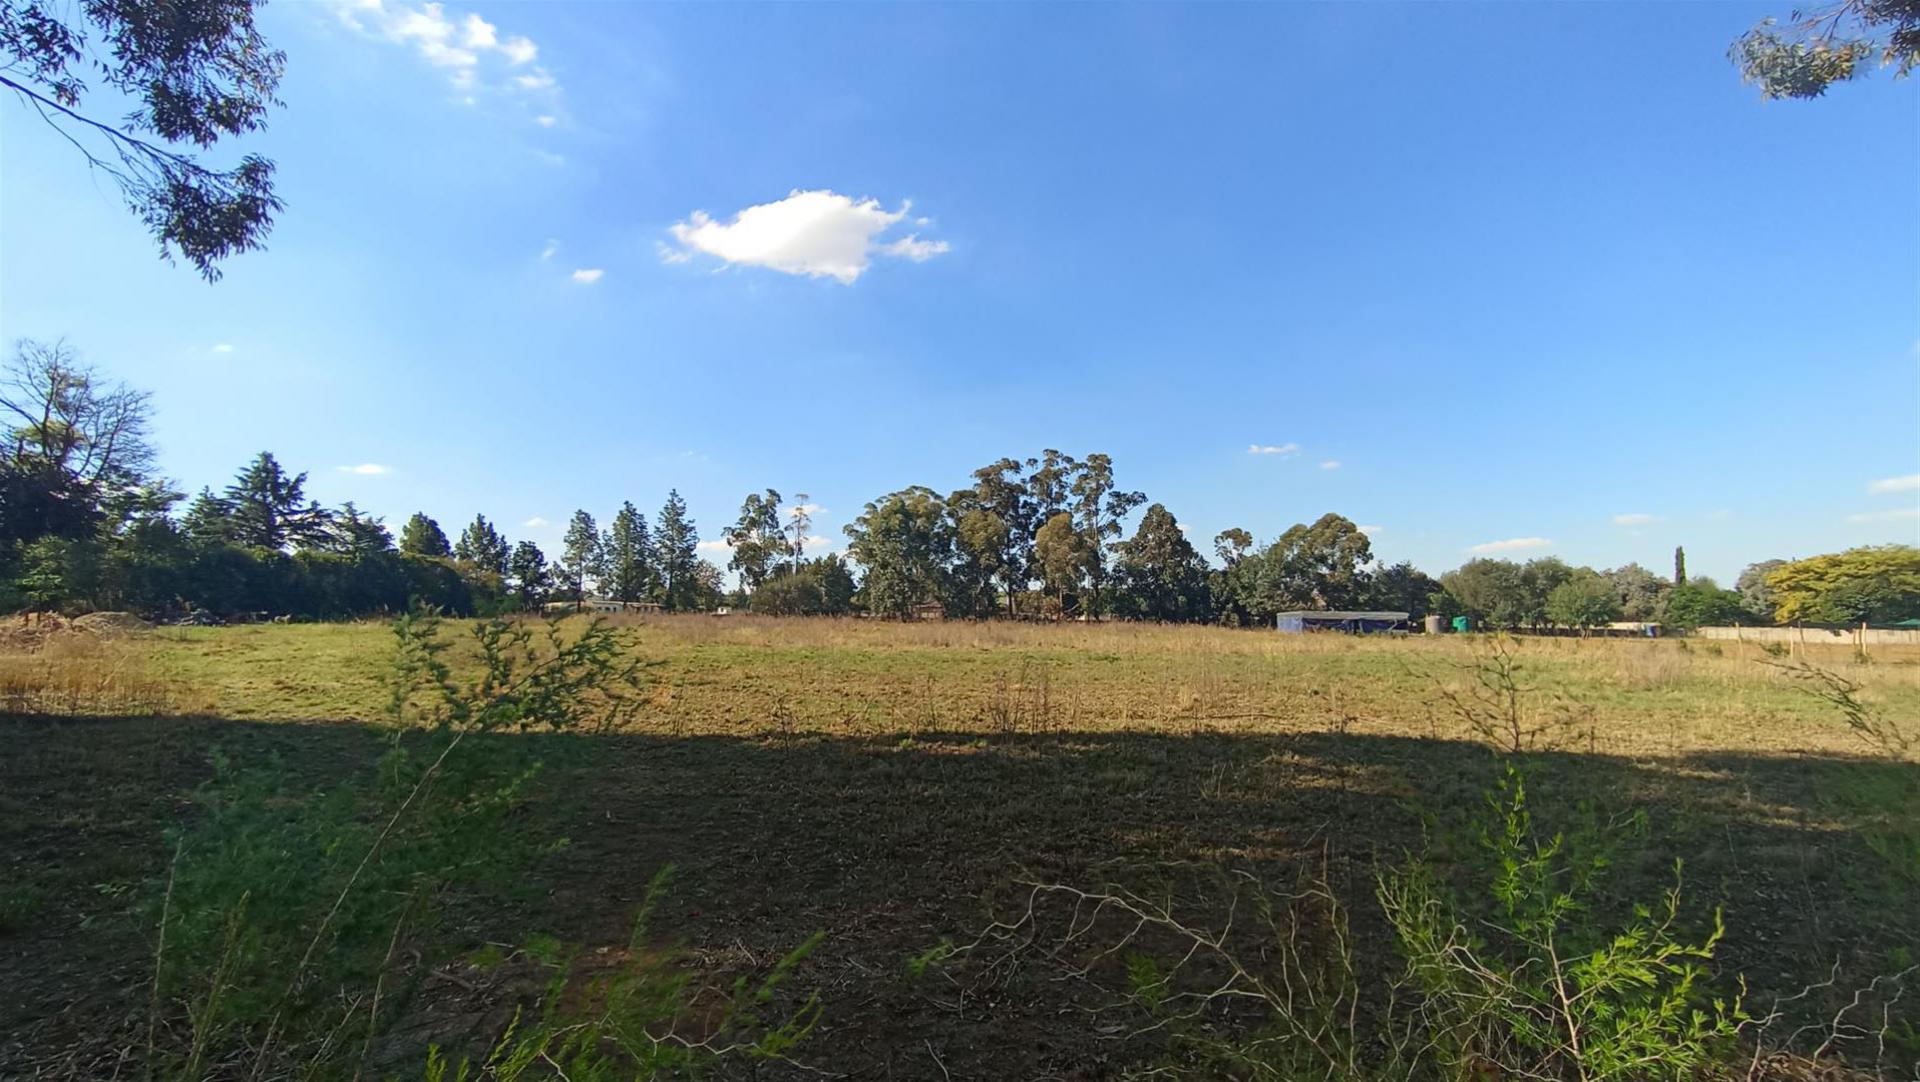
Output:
[{"xmin": 1274, "ymin": 610, "xmax": 1409, "ymax": 634}]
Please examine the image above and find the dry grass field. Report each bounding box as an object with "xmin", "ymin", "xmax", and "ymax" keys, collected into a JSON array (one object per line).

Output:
[{"xmin": 3, "ymin": 616, "xmax": 1917, "ymax": 1078}]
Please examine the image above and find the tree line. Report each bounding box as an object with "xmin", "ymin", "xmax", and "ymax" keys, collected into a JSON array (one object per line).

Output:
[{"xmin": 3, "ymin": 341, "xmax": 1915, "ymax": 627}]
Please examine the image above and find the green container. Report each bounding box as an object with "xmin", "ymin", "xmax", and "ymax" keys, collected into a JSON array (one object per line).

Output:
[{"xmin": 1451, "ymin": 615, "xmax": 1470, "ymax": 633}]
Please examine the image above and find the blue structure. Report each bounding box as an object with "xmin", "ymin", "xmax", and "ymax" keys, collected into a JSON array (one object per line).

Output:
[{"xmin": 1274, "ymin": 610, "xmax": 1410, "ymax": 634}]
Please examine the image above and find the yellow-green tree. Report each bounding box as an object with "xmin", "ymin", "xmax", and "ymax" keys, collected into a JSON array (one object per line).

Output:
[{"xmin": 1766, "ymin": 545, "xmax": 1920, "ymax": 624}]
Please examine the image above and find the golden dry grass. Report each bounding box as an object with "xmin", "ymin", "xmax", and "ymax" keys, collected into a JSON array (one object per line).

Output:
[{"xmin": 107, "ymin": 615, "xmax": 1920, "ymax": 760}]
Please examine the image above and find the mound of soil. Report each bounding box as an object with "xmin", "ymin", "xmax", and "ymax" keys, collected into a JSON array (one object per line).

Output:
[{"xmin": 69, "ymin": 612, "xmax": 153, "ymax": 635}]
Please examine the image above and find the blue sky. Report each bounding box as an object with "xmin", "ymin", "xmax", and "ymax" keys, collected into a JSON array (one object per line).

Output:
[{"xmin": 2, "ymin": 1, "xmax": 1916, "ymax": 582}]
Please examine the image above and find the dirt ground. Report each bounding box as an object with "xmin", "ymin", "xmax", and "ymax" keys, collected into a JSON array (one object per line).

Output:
[{"xmin": 5, "ymin": 708, "xmax": 1915, "ymax": 1078}]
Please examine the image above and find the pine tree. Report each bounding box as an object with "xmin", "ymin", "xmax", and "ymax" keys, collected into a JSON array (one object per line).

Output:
[
  {"xmin": 454, "ymin": 514, "xmax": 510, "ymax": 576},
  {"xmin": 508, "ymin": 540, "xmax": 551, "ymax": 609},
  {"xmin": 559, "ymin": 510, "xmax": 603, "ymax": 605},
  {"xmin": 654, "ymin": 489, "xmax": 699, "ymax": 612},
  {"xmin": 222, "ymin": 452, "xmax": 330, "ymax": 551},
  {"xmin": 328, "ymin": 502, "xmax": 393, "ymax": 556},
  {"xmin": 399, "ymin": 512, "xmax": 451, "ymax": 557},
  {"xmin": 181, "ymin": 486, "xmax": 237, "ymax": 546},
  {"xmin": 602, "ymin": 502, "xmax": 653, "ymax": 603},
  {"xmin": 1674, "ymin": 545, "xmax": 1688, "ymax": 587}
]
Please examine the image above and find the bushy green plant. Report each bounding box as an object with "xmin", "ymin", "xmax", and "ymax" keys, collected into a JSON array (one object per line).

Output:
[
  {"xmin": 140, "ymin": 610, "xmax": 648, "ymax": 1080},
  {"xmin": 1379, "ymin": 767, "xmax": 1741, "ymax": 1081}
]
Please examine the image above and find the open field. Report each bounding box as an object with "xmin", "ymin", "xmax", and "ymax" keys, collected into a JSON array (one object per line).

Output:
[{"xmin": 4, "ymin": 617, "xmax": 1919, "ymax": 1078}]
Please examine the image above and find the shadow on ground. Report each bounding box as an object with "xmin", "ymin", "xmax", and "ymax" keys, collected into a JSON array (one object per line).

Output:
[{"xmin": 3, "ymin": 715, "xmax": 1915, "ymax": 1078}]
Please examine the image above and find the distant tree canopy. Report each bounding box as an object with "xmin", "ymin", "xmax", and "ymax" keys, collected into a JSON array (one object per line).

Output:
[
  {"xmin": 399, "ymin": 513, "xmax": 451, "ymax": 558},
  {"xmin": 0, "ymin": 0, "xmax": 285, "ymax": 278},
  {"xmin": 1766, "ymin": 545, "xmax": 1920, "ymax": 625},
  {"xmin": 1733, "ymin": 0, "xmax": 1918, "ymax": 99},
  {"xmin": 9, "ymin": 345, "xmax": 1918, "ymax": 631}
]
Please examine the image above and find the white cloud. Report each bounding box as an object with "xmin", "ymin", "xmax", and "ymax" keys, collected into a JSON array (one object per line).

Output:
[
  {"xmin": 330, "ymin": 1, "xmax": 558, "ymax": 96},
  {"xmin": 1248, "ymin": 443, "xmax": 1300, "ymax": 456},
  {"xmin": 336, "ymin": 463, "xmax": 392, "ymax": 476},
  {"xmin": 535, "ymin": 114, "xmax": 556, "ymax": 127},
  {"xmin": 1868, "ymin": 473, "xmax": 1920, "ymax": 494},
  {"xmin": 539, "ymin": 239, "xmax": 558, "ymax": 261},
  {"xmin": 1319, "ymin": 459, "xmax": 1341, "ymax": 470},
  {"xmin": 1611, "ymin": 513, "xmax": 1656, "ymax": 526},
  {"xmin": 1845, "ymin": 508, "xmax": 1920, "ymax": 524},
  {"xmin": 880, "ymin": 235, "xmax": 950, "ymax": 262},
  {"xmin": 212, "ymin": 343, "xmax": 234, "ymax": 354},
  {"xmin": 1358, "ymin": 524, "xmax": 1383, "ymax": 536},
  {"xmin": 695, "ymin": 539, "xmax": 733, "ymax": 554},
  {"xmin": 786, "ymin": 503, "xmax": 826, "ymax": 519},
  {"xmin": 663, "ymin": 190, "xmax": 948, "ymax": 284},
  {"xmin": 570, "ymin": 268, "xmax": 604, "ymax": 284},
  {"xmin": 1468, "ymin": 537, "xmax": 1552, "ymax": 554},
  {"xmin": 522, "ymin": 516, "xmax": 549, "ymax": 528}
]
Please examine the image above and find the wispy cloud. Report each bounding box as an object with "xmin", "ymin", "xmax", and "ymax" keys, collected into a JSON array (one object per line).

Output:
[
  {"xmin": 1248, "ymin": 443, "xmax": 1299, "ymax": 456},
  {"xmin": 1611, "ymin": 513, "xmax": 1656, "ymax": 526},
  {"xmin": 1868, "ymin": 473, "xmax": 1920, "ymax": 495},
  {"xmin": 786, "ymin": 503, "xmax": 826, "ymax": 519},
  {"xmin": 663, "ymin": 190, "xmax": 948, "ymax": 284},
  {"xmin": 1468, "ymin": 537, "xmax": 1552, "ymax": 554},
  {"xmin": 336, "ymin": 463, "xmax": 392, "ymax": 476},
  {"xmin": 1318, "ymin": 459, "xmax": 1341, "ymax": 470},
  {"xmin": 695, "ymin": 539, "xmax": 732, "ymax": 554},
  {"xmin": 538, "ymin": 239, "xmax": 558, "ymax": 261},
  {"xmin": 522, "ymin": 516, "xmax": 549, "ymax": 528},
  {"xmin": 570, "ymin": 268, "xmax": 604, "ymax": 284},
  {"xmin": 212, "ymin": 343, "xmax": 235, "ymax": 354},
  {"xmin": 1358, "ymin": 524, "xmax": 1383, "ymax": 536},
  {"xmin": 329, "ymin": 0, "xmax": 559, "ymax": 99},
  {"xmin": 1845, "ymin": 508, "xmax": 1920, "ymax": 524}
]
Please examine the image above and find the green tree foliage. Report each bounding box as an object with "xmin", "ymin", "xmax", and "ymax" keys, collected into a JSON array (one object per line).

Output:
[
  {"xmin": 1112, "ymin": 503, "xmax": 1211, "ymax": 622},
  {"xmin": 722, "ymin": 488, "xmax": 784, "ymax": 593},
  {"xmin": 221, "ymin": 451, "xmax": 330, "ymax": 551},
  {"xmin": 1735, "ymin": 559, "xmax": 1786, "ymax": 622},
  {"xmin": 557, "ymin": 510, "xmax": 602, "ymax": 605},
  {"xmin": 1443, "ymin": 558, "xmax": 1529, "ymax": 629},
  {"xmin": 453, "ymin": 514, "xmax": 510, "ymax": 577},
  {"xmin": 807, "ymin": 553, "xmax": 857, "ymax": 615},
  {"xmin": 1673, "ymin": 545, "xmax": 1687, "ymax": 587},
  {"xmin": 601, "ymin": 502, "xmax": 652, "ymax": 603},
  {"xmin": 844, "ymin": 487, "xmax": 953, "ymax": 618},
  {"xmin": 1366, "ymin": 560, "xmax": 1441, "ymax": 620},
  {"xmin": 751, "ymin": 571, "xmax": 826, "ymax": 616},
  {"xmin": 1766, "ymin": 544, "xmax": 1920, "ymax": 624},
  {"xmin": 1663, "ymin": 579, "xmax": 1751, "ymax": 631},
  {"xmin": 1247, "ymin": 513, "xmax": 1375, "ymax": 616},
  {"xmin": 943, "ymin": 489, "xmax": 1006, "ymax": 618},
  {"xmin": 508, "ymin": 540, "xmax": 551, "ymax": 609},
  {"xmin": 1603, "ymin": 563, "xmax": 1668, "ymax": 622},
  {"xmin": 327, "ymin": 503, "xmax": 393, "ymax": 557},
  {"xmin": 0, "ymin": 0, "xmax": 284, "ymax": 277},
  {"xmin": 1545, "ymin": 571, "xmax": 1623, "ymax": 631},
  {"xmin": 966, "ymin": 458, "xmax": 1034, "ymax": 617},
  {"xmin": 1069, "ymin": 452, "xmax": 1146, "ymax": 617},
  {"xmin": 653, "ymin": 490, "xmax": 700, "ymax": 612},
  {"xmin": 1033, "ymin": 510, "xmax": 1093, "ymax": 617},
  {"xmin": 1, "ymin": 340, "xmax": 156, "ymax": 543},
  {"xmin": 1732, "ymin": 0, "xmax": 1918, "ymax": 100},
  {"xmin": 399, "ymin": 512, "xmax": 451, "ymax": 558}
]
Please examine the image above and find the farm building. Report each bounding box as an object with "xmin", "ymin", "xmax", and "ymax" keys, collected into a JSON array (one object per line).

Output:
[
  {"xmin": 1274, "ymin": 610, "xmax": 1409, "ymax": 634},
  {"xmin": 541, "ymin": 599, "xmax": 662, "ymax": 615}
]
